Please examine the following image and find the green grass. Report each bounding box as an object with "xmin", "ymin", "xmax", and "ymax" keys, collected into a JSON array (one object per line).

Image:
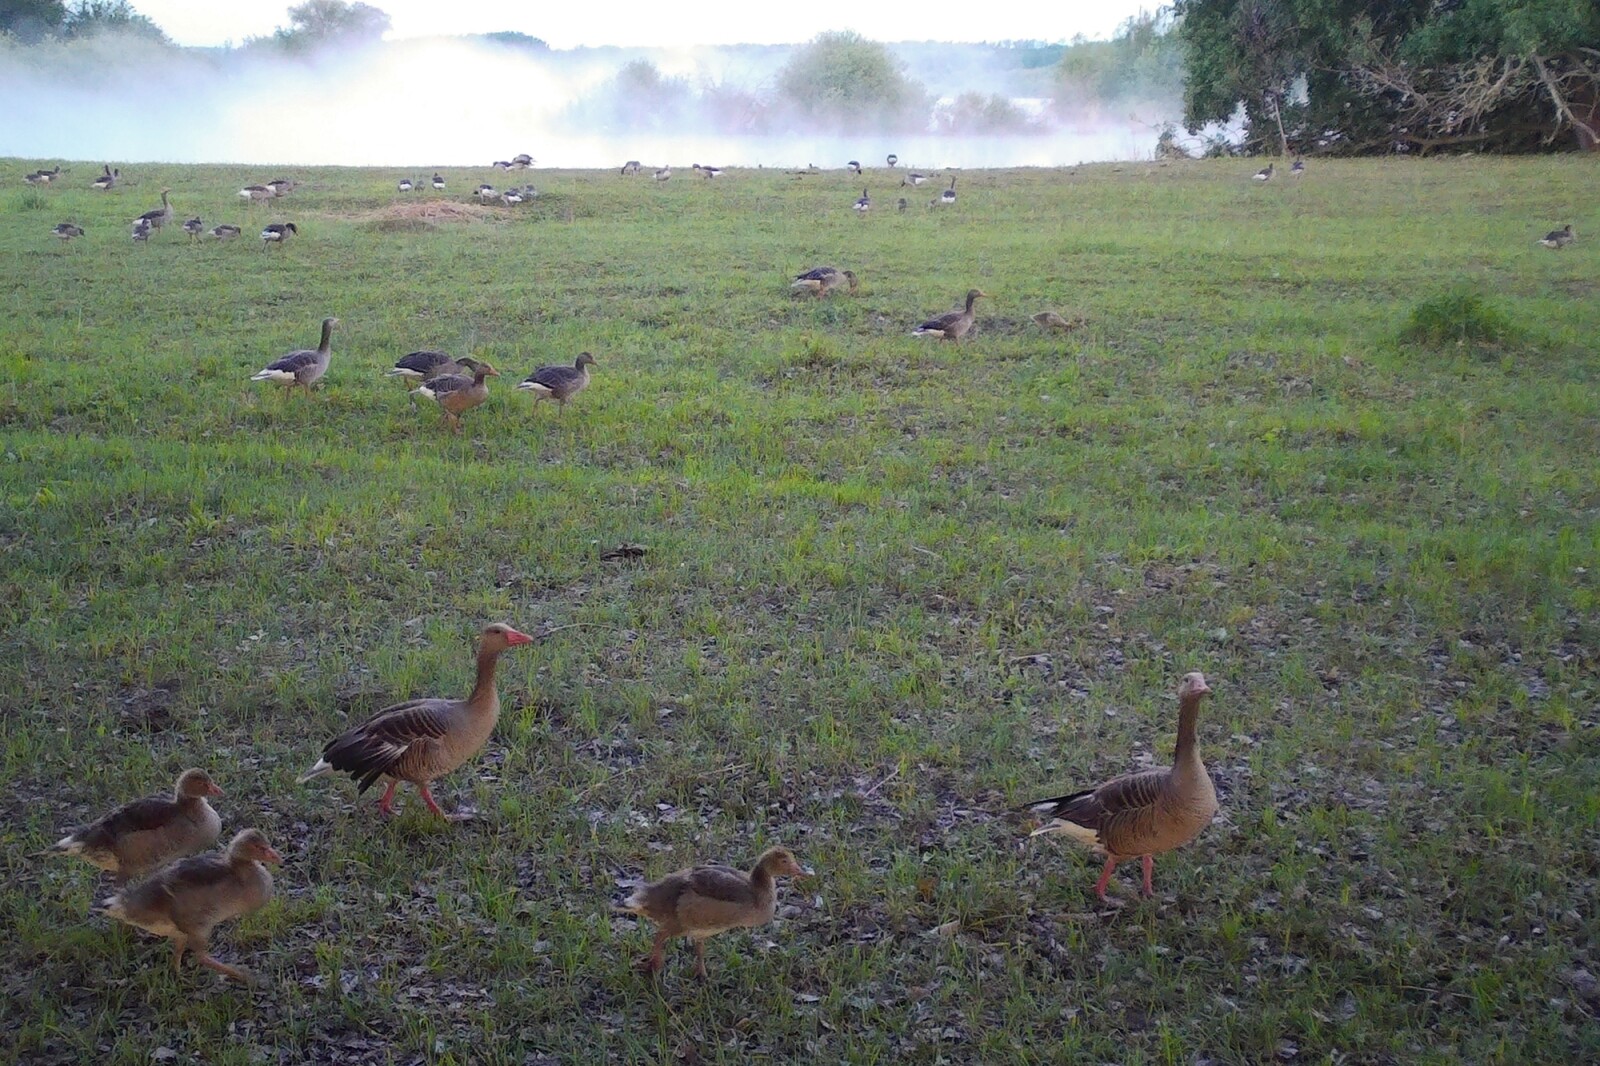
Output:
[{"xmin": 1, "ymin": 156, "xmax": 1597, "ymax": 1064}]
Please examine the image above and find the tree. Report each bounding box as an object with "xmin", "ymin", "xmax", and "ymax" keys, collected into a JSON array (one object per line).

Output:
[
  {"xmin": 272, "ymin": 0, "xmax": 390, "ymax": 52},
  {"xmin": 0, "ymin": 0, "xmax": 66, "ymax": 43},
  {"xmin": 934, "ymin": 92, "xmax": 1034, "ymax": 134},
  {"xmin": 62, "ymin": 1, "xmax": 167, "ymax": 42},
  {"xmin": 775, "ymin": 31, "xmax": 928, "ymax": 130},
  {"xmin": 1175, "ymin": 0, "xmax": 1600, "ymax": 154},
  {"xmin": 601, "ymin": 59, "xmax": 690, "ymax": 130}
]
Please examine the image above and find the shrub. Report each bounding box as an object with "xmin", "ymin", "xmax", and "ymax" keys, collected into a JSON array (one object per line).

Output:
[{"xmin": 1403, "ymin": 284, "xmax": 1514, "ymax": 346}]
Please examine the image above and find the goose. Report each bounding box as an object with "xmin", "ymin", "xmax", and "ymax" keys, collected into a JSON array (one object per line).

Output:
[
  {"xmin": 847, "ymin": 160, "xmax": 862, "ymax": 174},
  {"xmin": 511, "ymin": 153, "xmax": 534, "ymax": 168},
  {"xmin": 182, "ymin": 217, "xmax": 204, "ymax": 241},
  {"xmin": 692, "ymin": 163, "xmax": 724, "ymax": 178},
  {"xmin": 25, "ymin": 166, "xmax": 61, "ymax": 185},
  {"xmin": 387, "ymin": 350, "xmax": 473, "ymax": 381},
  {"xmin": 1290, "ymin": 159, "xmax": 1305, "ymax": 177},
  {"xmin": 210, "ymin": 224, "xmax": 242, "ymax": 241},
  {"xmin": 519, "ymin": 184, "xmax": 539, "ymax": 199},
  {"xmin": 853, "ymin": 188, "xmax": 870, "ymax": 214},
  {"xmin": 654, "ymin": 165, "xmax": 671, "ymax": 183},
  {"xmin": 517, "ymin": 352, "xmax": 595, "ymax": 412},
  {"xmin": 251, "ymin": 316, "xmax": 336, "ymax": 392},
  {"xmin": 298, "ymin": 623, "xmax": 534, "ymax": 817},
  {"xmin": 397, "ymin": 178, "xmax": 414, "ymax": 192},
  {"xmin": 939, "ymin": 177, "xmax": 957, "ymax": 205},
  {"xmin": 903, "ymin": 172, "xmax": 927, "ymax": 186},
  {"xmin": 1033, "ymin": 310, "xmax": 1087, "ymax": 333},
  {"xmin": 240, "ymin": 185, "xmax": 274, "ymax": 202},
  {"xmin": 912, "ymin": 289, "xmax": 987, "ymax": 340},
  {"xmin": 412, "ymin": 361, "xmax": 501, "ymax": 432},
  {"xmin": 91, "ymin": 165, "xmax": 119, "ymax": 190},
  {"xmin": 135, "ymin": 189, "xmax": 174, "ymax": 231},
  {"xmin": 1253, "ymin": 163, "xmax": 1274, "ymax": 182},
  {"xmin": 886, "ymin": 153, "xmax": 898, "ymax": 167},
  {"xmin": 501, "ymin": 189, "xmax": 524, "ymax": 205},
  {"xmin": 99, "ymin": 828, "xmax": 280, "ymax": 985},
  {"xmin": 790, "ymin": 266, "xmax": 858, "ymax": 299},
  {"xmin": 53, "ymin": 769, "xmax": 223, "ymax": 883},
  {"xmin": 897, "ymin": 197, "xmax": 908, "ymax": 213},
  {"xmin": 265, "ymin": 179, "xmax": 295, "ymax": 196},
  {"xmin": 1022, "ymin": 672, "xmax": 1218, "ymax": 902},
  {"xmin": 130, "ymin": 219, "xmax": 152, "ymax": 243},
  {"xmin": 492, "ymin": 160, "xmax": 513, "ymax": 170},
  {"xmin": 260, "ymin": 221, "xmax": 298, "ymax": 248},
  {"xmin": 431, "ymin": 173, "xmax": 446, "ymax": 191},
  {"xmin": 620, "ymin": 846, "xmax": 812, "ymax": 979},
  {"xmin": 1539, "ymin": 224, "xmax": 1575, "ymax": 249},
  {"xmin": 621, "ymin": 160, "xmax": 642, "ymax": 175},
  {"xmin": 52, "ymin": 222, "xmax": 86, "ymax": 242},
  {"xmin": 475, "ymin": 184, "xmax": 497, "ymax": 201}
]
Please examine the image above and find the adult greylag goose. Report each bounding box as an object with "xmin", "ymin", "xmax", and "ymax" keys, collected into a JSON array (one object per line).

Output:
[
  {"xmin": 517, "ymin": 353, "xmax": 595, "ymax": 412},
  {"xmin": 1253, "ymin": 163, "xmax": 1274, "ymax": 182},
  {"xmin": 653, "ymin": 165, "xmax": 671, "ymax": 183},
  {"xmin": 790, "ymin": 266, "xmax": 858, "ymax": 298},
  {"xmin": 298, "ymin": 623, "xmax": 534, "ymax": 818},
  {"xmin": 475, "ymin": 184, "xmax": 497, "ymax": 202},
  {"xmin": 1023, "ymin": 672, "xmax": 1218, "ymax": 901},
  {"xmin": 692, "ymin": 164, "xmax": 724, "ymax": 178},
  {"xmin": 847, "ymin": 159, "xmax": 862, "ymax": 174},
  {"xmin": 1539, "ymin": 224, "xmax": 1575, "ymax": 249},
  {"xmin": 620, "ymin": 846, "xmax": 811, "ymax": 979},
  {"xmin": 511, "ymin": 153, "xmax": 534, "ymax": 168},
  {"xmin": 621, "ymin": 160, "xmax": 642, "ymax": 175},
  {"xmin": 135, "ymin": 189, "xmax": 174, "ymax": 231},
  {"xmin": 1290, "ymin": 159, "xmax": 1305, "ymax": 177},
  {"xmin": 903, "ymin": 172, "xmax": 927, "ymax": 187},
  {"xmin": 261, "ymin": 221, "xmax": 298, "ymax": 248},
  {"xmin": 182, "ymin": 217, "xmax": 204, "ymax": 241},
  {"xmin": 25, "ymin": 166, "xmax": 61, "ymax": 185},
  {"xmin": 130, "ymin": 219, "xmax": 152, "ymax": 243},
  {"xmin": 912, "ymin": 289, "xmax": 987, "ymax": 340},
  {"xmin": 251, "ymin": 316, "xmax": 336, "ymax": 392},
  {"xmin": 54, "ymin": 769, "xmax": 223, "ymax": 882},
  {"xmin": 91, "ymin": 165, "xmax": 119, "ymax": 190},
  {"xmin": 52, "ymin": 222, "xmax": 86, "ymax": 242},
  {"xmin": 397, "ymin": 178, "xmax": 414, "ymax": 192},
  {"xmin": 886, "ymin": 153, "xmax": 898, "ymax": 167},
  {"xmin": 939, "ymin": 177, "xmax": 957, "ymax": 205},
  {"xmin": 210, "ymin": 224, "xmax": 242, "ymax": 241},
  {"xmin": 412, "ymin": 361, "xmax": 500, "ymax": 432},
  {"xmin": 240, "ymin": 184, "xmax": 275, "ymax": 202},
  {"xmin": 99, "ymin": 828, "xmax": 280, "ymax": 985},
  {"xmin": 853, "ymin": 188, "xmax": 871, "ymax": 214},
  {"xmin": 492, "ymin": 160, "xmax": 513, "ymax": 170},
  {"xmin": 387, "ymin": 350, "xmax": 472, "ymax": 381},
  {"xmin": 266, "ymin": 179, "xmax": 295, "ymax": 196},
  {"xmin": 431, "ymin": 173, "xmax": 446, "ymax": 191},
  {"xmin": 501, "ymin": 188, "xmax": 524, "ymax": 205}
]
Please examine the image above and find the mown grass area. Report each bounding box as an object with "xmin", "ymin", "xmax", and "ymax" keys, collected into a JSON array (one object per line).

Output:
[{"xmin": 1, "ymin": 155, "xmax": 1597, "ymax": 1064}]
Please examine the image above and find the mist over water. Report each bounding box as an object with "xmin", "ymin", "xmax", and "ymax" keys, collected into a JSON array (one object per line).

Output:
[{"xmin": 0, "ymin": 36, "xmax": 1170, "ymax": 168}]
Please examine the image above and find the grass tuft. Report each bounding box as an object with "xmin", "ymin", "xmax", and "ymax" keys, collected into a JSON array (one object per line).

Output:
[{"xmin": 1402, "ymin": 282, "xmax": 1516, "ymax": 346}]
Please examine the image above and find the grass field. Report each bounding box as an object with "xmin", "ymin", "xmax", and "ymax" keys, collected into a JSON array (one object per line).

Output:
[{"xmin": 1, "ymin": 155, "xmax": 1597, "ymax": 1064}]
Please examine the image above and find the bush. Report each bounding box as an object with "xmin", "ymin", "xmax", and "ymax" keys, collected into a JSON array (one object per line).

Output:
[{"xmin": 1403, "ymin": 284, "xmax": 1514, "ymax": 346}]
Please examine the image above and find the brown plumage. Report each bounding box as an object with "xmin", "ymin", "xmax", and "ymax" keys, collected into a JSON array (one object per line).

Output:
[
  {"xmin": 100, "ymin": 828, "xmax": 280, "ymax": 984},
  {"xmin": 135, "ymin": 189, "xmax": 174, "ymax": 231},
  {"xmin": 298, "ymin": 623, "xmax": 534, "ymax": 818},
  {"xmin": 790, "ymin": 266, "xmax": 858, "ymax": 298},
  {"xmin": 1024, "ymin": 672, "xmax": 1218, "ymax": 901},
  {"xmin": 1033, "ymin": 311, "xmax": 1086, "ymax": 333},
  {"xmin": 412, "ymin": 361, "xmax": 500, "ymax": 432},
  {"xmin": 517, "ymin": 353, "xmax": 595, "ymax": 412},
  {"xmin": 621, "ymin": 846, "xmax": 812, "ymax": 979},
  {"xmin": 54, "ymin": 769, "xmax": 223, "ymax": 882},
  {"xmin": 911, "ymin": 289, "xmax": 988, "ymax": 340}
]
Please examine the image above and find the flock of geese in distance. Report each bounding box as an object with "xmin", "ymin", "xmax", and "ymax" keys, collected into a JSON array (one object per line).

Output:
[{"xmin": 25, "ymin": 141, "xmax": 1584, "ymax": 986}]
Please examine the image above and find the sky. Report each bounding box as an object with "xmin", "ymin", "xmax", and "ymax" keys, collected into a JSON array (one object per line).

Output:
[{"xmin": 132, "ymin": 0, "xmax": 1160, "ymax": 49}]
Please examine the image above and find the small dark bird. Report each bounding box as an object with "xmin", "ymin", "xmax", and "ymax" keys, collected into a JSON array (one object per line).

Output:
[
  {"xmin": 1539, "ymin": 224, "xmax": 1575, "ymax": 249},
  {"xmin": 182, "ymin": 217, "xmax": 204, "ymax": 241},
  {"xmin": 91, "ymin": 165, "xmax": 119, "ymax": 190},
  {"xmin": 210, "ymin": 224, "xmax": 242, "ymax": 241},
  {"xmin": 897, "ymin": 197, "xmax": 908, "ymax": 213},
  {"xmin": 52, "ymin": 222, "xmax": 85, "ymax": 242},
  {"xmin": 130, "ymin": 219, "xmax": 151, "ymax": 243}
]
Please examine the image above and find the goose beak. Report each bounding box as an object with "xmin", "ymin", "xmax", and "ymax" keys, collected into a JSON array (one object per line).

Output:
[
  {"xmin": 208, "ymin": 783, "xmax": 225, "ymax": 797},
  {"xmin": 504, "ymin": 628, "xmax": 535, "ymax": 646},
  {"xmin": 263, "ymin": 846, "xmax": 284, "ymax": 864}
]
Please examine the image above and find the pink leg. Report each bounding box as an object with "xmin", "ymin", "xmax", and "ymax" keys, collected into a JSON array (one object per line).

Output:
[
  {"xmin": 418, "ymin": 783, "xmax": 448, "ymax": 819},
  {"xmin": 376, "ymin": 780, "xmax": 398, "ymax": 817},
  {"xmin": 1093, "ymin": 856, "xmax": 1117, "ymax": 900},
  {"xmin": 1141, "ymin": 855, "xmax": 1155, "ymax": 898}
]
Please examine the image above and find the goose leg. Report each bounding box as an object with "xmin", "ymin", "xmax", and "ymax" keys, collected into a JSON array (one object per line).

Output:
[
  {"xmin": 417, "ymin": 784, "xmax": 448, "ymax": 819},
  {"xmin": 1141, "ymin": 855, "xmax": 1155, "ymax": 898},
  {"xmin": 638, "ymin": 930, "xmax": 671, "ymax": 975},
  {"xmin": 693, "ymin": 939, "xmax": 708, "ymax": 981},
  {"xmin": 171, "ymin": 937, "xmax": 188, "ymax": 973},
  {"xmin": 195, "ymin": 952, "xmax": 254, "ymax": 984},
  {"xmin": 376, "ymin": 779, "xmax": 398, "ymax": 817},
  {"xmin": 1093, "ymin": 857, "xmax": 1118, "ymax": 901}
]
